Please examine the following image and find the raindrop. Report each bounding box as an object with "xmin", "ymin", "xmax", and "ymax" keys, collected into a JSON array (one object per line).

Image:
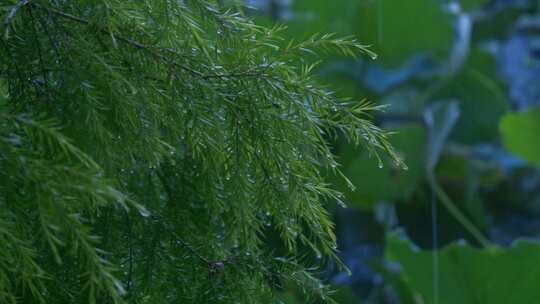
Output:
[{"xmin": 137, "ymin": 206, "xmax": 151, "ymax": 218}]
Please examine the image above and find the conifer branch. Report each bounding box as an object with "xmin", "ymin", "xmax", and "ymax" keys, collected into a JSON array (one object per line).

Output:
[
  {"xmin": 32, "ymin": 3, "xmax": 268, "ymax": 81},
  {"xmin": 0, "ymin": 1, "xmax": 399, "ymax": 302},
  {"xmin": 175, "ymin": 235, "xmax": 212, "ymax": 266}
]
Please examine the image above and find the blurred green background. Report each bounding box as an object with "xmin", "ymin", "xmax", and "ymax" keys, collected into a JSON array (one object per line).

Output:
[{"xmin": 247, "ymin": 0, "xmax": 540, "ymax": 303}]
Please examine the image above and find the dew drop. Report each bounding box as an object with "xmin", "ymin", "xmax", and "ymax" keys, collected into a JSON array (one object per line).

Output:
[{"xmin": 137, "ymin": 206, "xmax": 151, "ymax": 218}]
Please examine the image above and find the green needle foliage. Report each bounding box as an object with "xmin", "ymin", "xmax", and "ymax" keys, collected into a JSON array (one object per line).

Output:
[{"xmin": 0, "ymin": 1, "xmax": 401, "ymax": 303}]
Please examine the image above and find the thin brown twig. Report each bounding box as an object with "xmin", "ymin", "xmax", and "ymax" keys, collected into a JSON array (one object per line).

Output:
[{"xmin": 174, "ymin": 233, "xmax": 212, "ymax": 265}]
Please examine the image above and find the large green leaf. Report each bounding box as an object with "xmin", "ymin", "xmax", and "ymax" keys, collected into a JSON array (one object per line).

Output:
[
  {"xmin": 500, "ymin": 106, "xmax": 540, "ymax": 167},
  {"xmin": 435, "ymin": 49, "xmax": 509, "ymax": 144},
  {"xmin": 292, "ymin": 0, "xmax": 360, "ymax": 36},
  {"xmin": 386, "ymin": 232, "xmax": 540, "ymax": 304},
  {"xmin": 354, "ymin": 0, "xmax": 454, "ymax": 67}
]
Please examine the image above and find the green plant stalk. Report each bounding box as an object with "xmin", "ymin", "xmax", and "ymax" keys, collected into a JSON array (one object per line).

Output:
[{"xmin": 427, "ymin": 173, "xmax": 490, "ymax": 247}]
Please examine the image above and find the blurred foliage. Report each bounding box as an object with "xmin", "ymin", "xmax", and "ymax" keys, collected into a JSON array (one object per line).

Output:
[
  {"xmin": 460, "ymin": 0, "xmax": 490, "ymax": 11},
  {"xmin": 355, "ymin": 0, "xmax": 454, "ymax": 67},
  {"xmin": 436, "ymin": 49, "xmax": 509, "ymax": 144},
  {"xmin": 500, "ymin": 106, "xmax": 540, "ymax": 167},
  {"xmin": 252, "ymin": 0, "xmax": 540, "ymax": 303}
]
